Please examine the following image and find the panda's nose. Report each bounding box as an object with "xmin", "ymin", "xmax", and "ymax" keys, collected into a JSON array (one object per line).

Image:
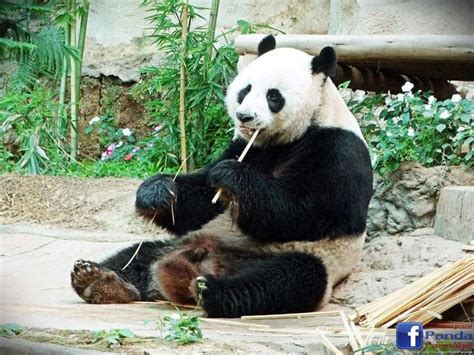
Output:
[{"xmin": 236, "ymin": 112, "xmax": 254, "ymax": 123}]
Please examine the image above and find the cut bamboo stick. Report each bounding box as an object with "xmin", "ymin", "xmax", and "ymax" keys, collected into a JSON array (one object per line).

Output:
[
  {"xmin": 353, "ymin": 257, "xmax": 473, "ymax": 328},
  {"xmin": 241, "ymin": 310, "xmax": 341, "ymax": 320},
  {"xmin": 198, "ymin": 318, "xmax": 270, "ymax": 328},
  {"xmin": 462, "ymin": 245, "xmax": 474, "ymax": 251},
  {"xmin": 178, "ymin": 3, "xmax": 189, "ymax": 173},
  {"xmin": 211, "ymin": 128, "xmax": 260, "ymax": 203},
  {"xmin": 340, "ymin": 311, "xmax": 359, "ymax": 352}
]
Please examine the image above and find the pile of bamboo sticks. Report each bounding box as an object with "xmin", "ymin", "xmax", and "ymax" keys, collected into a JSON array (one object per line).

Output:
[{"xmin": 352, "ymin": 256, "xmax": 474, "ymax": 328}]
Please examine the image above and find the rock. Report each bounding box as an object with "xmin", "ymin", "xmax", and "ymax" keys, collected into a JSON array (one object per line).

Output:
[
  {"xmin": 332, "ymin": 232, "xmax": 468, "ymax": 306},
  {"xmin": 434, "ymin": 186, "xmax": 474, "ymax": 243},
  {"xmin": 367, "ymin": 163, "xmax": 474, "ymax": 238}
]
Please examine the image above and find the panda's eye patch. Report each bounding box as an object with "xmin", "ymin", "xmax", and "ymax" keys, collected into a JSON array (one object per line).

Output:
[
  {"xmin": 266, "ymin": 89, "xmax": 285, "ymax": 113},
  {"xmin": 267, "ymin": 89, "xmax": 281, "ymax": 101},
  {"xmin": 237, "ymin": 84, "xmax": 252, "ymax": 104}
]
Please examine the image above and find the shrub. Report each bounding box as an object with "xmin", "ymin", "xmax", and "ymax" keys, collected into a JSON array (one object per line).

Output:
[{"xmin": 342, "ymin": 83, "xmax": 473, "ymax": 175}]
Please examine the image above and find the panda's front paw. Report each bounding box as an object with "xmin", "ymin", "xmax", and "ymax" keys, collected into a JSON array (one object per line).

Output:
[
  {"xmin": 135, "ymin": 174, "xmax": 175, "ymax": 213},
  {"xmin": 208, "ymin": 159, "xmax": 247, "ymax": 193}
]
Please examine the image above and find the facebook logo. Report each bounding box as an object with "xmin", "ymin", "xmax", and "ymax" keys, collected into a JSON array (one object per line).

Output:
[{"xmin": 396, "ymin": 322, "xmax": 424, "ymax": 350}]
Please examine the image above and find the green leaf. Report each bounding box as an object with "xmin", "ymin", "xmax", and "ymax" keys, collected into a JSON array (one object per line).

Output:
[
  {"xmin": 118, "ymin": 328, "xmax": 134, "ymax": 338},
  {"xmin": 0, "ymin": 323, "xmax": 25, "ymax": 337},
  {"xmin": 435, "ymin": 124, "xmax": 446, "ymax": 132},
  {"xmin": 236, "ymin": 19, "xmax": 251, "ymax": 34},
  {"xmin": 106, "ymin": 335, "xmax": 119, "ymax": 344}
]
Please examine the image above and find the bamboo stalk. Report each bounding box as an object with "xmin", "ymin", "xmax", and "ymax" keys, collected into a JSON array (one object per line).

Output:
[
  {"xmin": 207, "ymin": 0, "xmax": 219, "ymax": 49},
  {"xmin": 178, "ymin": 3, "xmax": 189, "ymax": 173},
  {"xmin": 192, "ymin": 0, "xmax": 220, "ymax": 170},
  {"xmin": 69, "ymin": 0, "xmax": 78, "ymax": 161},
  {"xmin": 75, "ymin": 0, "xmax": 89, "ymax": 96},
  {"xmin": 212, "ymin": 128, "xmax": 260, "ymax": 203},
  {"xmin": 58, "ymin": 5, "xmax": 70, "ymax": 136}
]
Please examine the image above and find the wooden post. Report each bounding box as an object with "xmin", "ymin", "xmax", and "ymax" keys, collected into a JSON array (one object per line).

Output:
[{"xmin": 178, "ymin": 3, "xmax": 189, "ymax": 173}]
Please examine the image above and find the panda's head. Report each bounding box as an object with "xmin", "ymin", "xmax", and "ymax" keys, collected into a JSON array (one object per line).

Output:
[{"xmin": 226, "ymin": 35, "xmax": 337, "ymax": 145}]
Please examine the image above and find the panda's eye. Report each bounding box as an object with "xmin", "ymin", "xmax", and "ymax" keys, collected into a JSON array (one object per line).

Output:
[
  {"xmin": 267, "ymin": 89, "xmax": 281, "ymax": 101},
  {"xmin": 266, "ymin": 89, "xmax": 285, "ymax": 113}
]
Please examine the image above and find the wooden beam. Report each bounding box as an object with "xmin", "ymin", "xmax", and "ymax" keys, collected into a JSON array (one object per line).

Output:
[
  {"xmin": 235, "ymin": 34, "xmax": 474, "ymax": 82},
  {"xmin": 234, "ymin": 34, "xmax": 474, "ymax": 63}
]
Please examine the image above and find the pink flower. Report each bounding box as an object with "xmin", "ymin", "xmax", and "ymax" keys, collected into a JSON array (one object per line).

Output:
[
  {"xmin": 101, "ymin": 143, "xmax": 116, "ymax": 160},
  {"xmin": 124, "ymin": 153, "xmax": 133, "ymax": 161}
]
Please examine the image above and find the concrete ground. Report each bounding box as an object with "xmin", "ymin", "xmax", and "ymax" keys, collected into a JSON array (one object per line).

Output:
[{"xmin": 1, "ymin": 224, "xmax": 355, "ymax": 354}]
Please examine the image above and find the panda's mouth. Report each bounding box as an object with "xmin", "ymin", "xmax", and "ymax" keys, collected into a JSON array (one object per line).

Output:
[{"xmin": 239, "ymin": 126, "xmax": 262, "ymax": 137}]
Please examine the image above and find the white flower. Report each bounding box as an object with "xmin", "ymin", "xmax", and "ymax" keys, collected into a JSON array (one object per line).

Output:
[
  {"xmin": 401, "ymin": 82, "xmax": 414, "ymax": 92},
  {"xmin": 385, "ymin": 96, "xmax": 392, "ymax": 105},
  {"xmin": 428, "ymin": 96, "xmax": 435, "ymax": 105},
  {"xmin": 122, "ymin": 128, "xmax": 132, "ymax": 136},
  {"xmin": 170, "ymin": 313, "xmax": 180, "ymax": 321},
  {"xmin": 115, "ymin": 140, "xmax": 123, "ymax": 148},
  {"xmin": 392, "ymin": 116, "xmax": 400, "ymax": 124},
  {"xmin": 457, "ymin": 126, "xmax": 465, "ymax": 132},
  {"xmin": 451, "ymin": 94, "xmax": 462, "ymax": 103},
  {"xmin": 88, "ymin": 116, "xmax": 100, "ymax": 125},
  {"xmin": 397, "ymin": 93, "xmax": 404, "ymax": 101},
  {"xmin": 407, "ymin": 127, "xmax": 416, "ymax": 137},
  {"xmin": 424, "ymin": 104, "xmax": 431, "ymax": 110},
  {"xmin": 354, "ymin": 90, "xmax": 366, "ymax": 102},
  {"xmin": 386, "ymin": 131, "xmax": 393, "ymax": 137},
  {"xmin": 439, "ymin": 110, "xmax": 450, "ymax": 119}
]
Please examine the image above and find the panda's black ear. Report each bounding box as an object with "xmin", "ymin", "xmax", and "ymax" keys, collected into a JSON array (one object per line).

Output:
[
  {"xmin": 258, "ymin": 35, "xmax": 276, "ymax": 56},
  {"xmin": 311, "ymin": 46, "xmax": 337, "ymax": 77}
]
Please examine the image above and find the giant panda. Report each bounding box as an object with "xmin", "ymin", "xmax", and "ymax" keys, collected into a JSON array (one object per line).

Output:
[{"xmin": 71, "ymin": 35, "xmax": 373, "ymax": 317}]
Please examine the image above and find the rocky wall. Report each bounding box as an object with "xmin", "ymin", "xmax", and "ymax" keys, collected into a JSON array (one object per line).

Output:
[{"xmin": 367, "ymin": 163, "xmax": 474, "ymax": 238}]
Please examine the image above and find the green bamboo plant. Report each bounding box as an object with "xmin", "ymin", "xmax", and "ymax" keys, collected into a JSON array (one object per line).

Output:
[
  {"xmin": 137, "ymin": 0, "xmax": 237, "ymax": 172},
  {"xmin": 55, "ymin": 0, "xmax": 90, "ymax": 161},
  {"xmin": 0, "ymin": 0, "xmax": 81, "ymax": 174}
]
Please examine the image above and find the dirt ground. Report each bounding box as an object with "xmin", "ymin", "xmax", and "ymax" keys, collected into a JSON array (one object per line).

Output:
[{"xmin": 0, "ymin": 174, "xmax": 156, "ymax": 235}]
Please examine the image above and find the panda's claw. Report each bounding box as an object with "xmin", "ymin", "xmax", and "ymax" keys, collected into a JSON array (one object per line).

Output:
[
  {"xmin": 196, "ymin": 275, "xmax": 208, "ymax": 290},
  {"xmin": 71, "ymin": 259, "xmax": 140, "ymax": 304}
]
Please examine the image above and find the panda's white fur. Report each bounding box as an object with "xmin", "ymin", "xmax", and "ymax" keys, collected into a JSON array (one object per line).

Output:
[{"xmin": 226, "ymin": 47, "xmax": 364, "ymax": 146}]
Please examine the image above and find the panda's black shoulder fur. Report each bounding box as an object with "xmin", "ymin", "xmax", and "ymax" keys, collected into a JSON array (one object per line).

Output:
[
  {"xmin": 219, "ymin": 126, "xmax": 373, "ymax": 242},
  {"xmin": 135, "ymin": 125, "xmax": 372, "ymax": 243}
]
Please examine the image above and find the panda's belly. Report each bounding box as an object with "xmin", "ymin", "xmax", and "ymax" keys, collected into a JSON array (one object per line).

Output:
[
  {"xmin": 263, "ymin": 233, "xmax": 365, "ymax": 286},
  {"xmin": 194, "ymin": 209, "xmax": 365, "ymax": 286},
  {"xmin": 192, "ymin": 209, "xmax": 243, "ymax": 238}
]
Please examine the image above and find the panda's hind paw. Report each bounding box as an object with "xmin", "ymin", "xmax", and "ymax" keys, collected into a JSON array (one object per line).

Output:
[
  {"xmin": 71, "ymin": 259, "xmax": 103, "ymax": 289},
  {"xmin": 71, "ymin": 259, "xmax": 140, "ymax": 304},
  {"xmin": 193, "ymin": 275, "xmax": 228, "ymax": 317}
]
